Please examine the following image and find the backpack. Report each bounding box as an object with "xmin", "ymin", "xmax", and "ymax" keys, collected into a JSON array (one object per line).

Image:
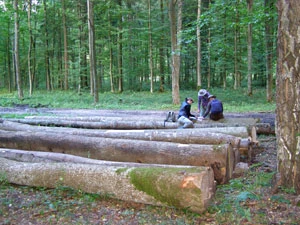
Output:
[
  {"xmin": 164, "ymin": 111, "xmax": 176, "ymax": 127},
  {"xmin": 210, "ymin": 99, "xmax": 223, "ymax": 114}
]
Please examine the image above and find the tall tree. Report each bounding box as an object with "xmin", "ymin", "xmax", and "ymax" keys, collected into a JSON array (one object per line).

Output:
[
  {"xmin": 196, "ymin": 0, "xmax": 202, "ymax": 88},
  {"xmin": 148, "ymin": 0, "xmax": 154, "ymax": 93},
  {"xmin": 158, "ymin": 0, "xmax": 166, "ymax": 92},
  {"xmin": 265, "ymin": 0, "xmax": 275, "ymax": 102},
  {"xmin": 14, "ymin": 0, "xmax": 23, "ymax": 99},
  {"xmin": 247, "ymin": 0, "xmax": 253, "ymax": 96},
  {"xmin": 276, "ymin": 0, "xmax": 300, "ymax": 194},
  {"xmin": 43, "ymin": 0, "xmax": 51, "ymax": 91},
  {"xmin": 169, "ymin": 0, "xmax": 182, "ymax": 104},
  {"xmin": 87, "ymin": 0, "xmax": 98, "ymax": 103},
  {"xmin": 62, "ymin": 0, "xmax": 69, "ymax": 90},
  {"xmin": 27, "ymin": 0, "xmax": 34, "ymax": 96},
  {"xmin": 117, "ymin": 0, "xmax": 123, "ymax": 93}
]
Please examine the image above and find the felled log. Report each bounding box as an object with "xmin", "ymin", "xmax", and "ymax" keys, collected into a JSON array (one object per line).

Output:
[
  {"xmin": 255, "ymin": 123, "xmax": 275, "ymax": 135},
  {"xmin": 6, "ymin": 117, "xmax": 258, "ymax": 130},
  {"xmin": 0, "ymin": 121, "xmax": 241, "ymax": 146},
  {"xmin": 7, "ymin": 118, "xmax": 178, "ymax": 129},
  {"xmin": 0, "ymin": 157, "xmax": 216, "ymax": 213},
  {"xmin": 0, "ymin": 130, "xmax": 234, "ymax": 184}
]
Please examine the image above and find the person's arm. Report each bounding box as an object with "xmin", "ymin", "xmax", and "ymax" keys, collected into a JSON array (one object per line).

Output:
[
  {"xmin": 197, "ymin": 96, "xmax": 201, "ymax": 111},
  {"xmin": 203, "ymin": 102, "xmax": 211, "ymax": 118}
]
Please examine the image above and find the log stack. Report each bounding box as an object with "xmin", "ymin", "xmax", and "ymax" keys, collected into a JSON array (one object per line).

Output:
[{"xmin": 0, "ymin": 110, "xmax": 262, "ymax": 213}]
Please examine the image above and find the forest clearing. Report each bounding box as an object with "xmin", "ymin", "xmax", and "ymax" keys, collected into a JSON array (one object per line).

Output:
[{"xmin": 0, "ymin": 106, "xmax": 299, "ymax": 224}]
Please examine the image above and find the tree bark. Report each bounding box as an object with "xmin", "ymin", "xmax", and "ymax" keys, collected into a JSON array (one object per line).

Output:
[
  {"xmin": 276, "ymin": 0, "xmax": 300, "ymax": 194},
  {"xmin": 0, "ymin": 129, "xmax": 234, "ymax": 184},
  {"xmin": 0, "ymin": 120, "xmax": 241, "ymax": 146},
  {"xmin": 169, "ymin": 0, "xmax": 181, "ymax": 104},
  {"xmin": 196, "ymin": 0, "xmax": 202, "ymax": 88},
  {"xmin": 14, "ymin": 0, "xmax": 23, "ymax": 99},
  {"xmin": 6, "ymin": 117, "xmax": 259, "ymax": 131},
  {"xmin": 247, "ymin": 0, "xmax": 253, "ymax": 96},
  {"xmin": 0, "ymin": 157, "xmax": 215, "ymax": 213},
  {"xmin": 87, "ymin": 0, "xmax": 99, "ymax": 103}
]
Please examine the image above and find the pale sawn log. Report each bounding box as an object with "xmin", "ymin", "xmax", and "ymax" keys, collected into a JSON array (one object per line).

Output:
[
  {"xmin": 0, "ymin": 157, "xmax": 216, "ymax": 213},
  {"xmin": 0, "ymin": 120, "xmax": 241, "ymax": 147},
  {"xmin": 7, "ymin": 117, "xmax": 259, "ymax": 130},
  {"xmin": 0, "ymin": 130, "xmax": 234, "ymax": 184}
]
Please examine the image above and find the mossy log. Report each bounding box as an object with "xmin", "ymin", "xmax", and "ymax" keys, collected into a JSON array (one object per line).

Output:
[
  {"xmin": 0, "ymin": 130, "xmax": 234, "ymax": 184},
  {"xmin": 0, "ymin": 157, "xmax": 216, "ymax": 213},
  {"xmin": 0, "ymin": 120, "xmax": 241, "ymax": 147}
]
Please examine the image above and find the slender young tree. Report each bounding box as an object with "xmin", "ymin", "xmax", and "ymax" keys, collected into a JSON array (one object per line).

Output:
[
  {"xmin": 148, "ymin": 0, "xmax": 154, "ymax": 93},
  {"xmin": 62, "ymin": 0, "xmax": 69, "ymax": 90},
  {"xmin": 247, "ymin": 0, "xmax": 253, "ymax": 96},
  {"xmin": 276, "ymin": 0, "xmax": 300, "ymax": 194},
  {"xmin": 265, "ymin": 0, "xmax": 275, "ymax": 102},
  {"xmin": 196, "ymin": 0, "xmax": 202, "ymax": 88},
  {"xmin": 14, "ymin": 0, "xmax": 23, "ymax": 99},
  {"xmin": 43, "ymin": 0, "xmax": 51, "ymax": 91},
  {"xmin": 117, "ymin": 0, "xmax": 123, "ymax": 93},
  {"xmin": 27, "ymin": 0, "xmax": 34, "ymax": 96},
  {"xmin": 158, "ymin": 0, "xmax": 166, "ymax": 92}
]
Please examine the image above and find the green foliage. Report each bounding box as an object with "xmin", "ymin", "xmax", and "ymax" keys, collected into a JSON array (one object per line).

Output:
[
  {"xmin": 209, "ymin": 168, "xmax": 275, "ymax": 224},
  {"xmin": 0, "ymin": 172, "xmax": 8, "ymax": 187}
]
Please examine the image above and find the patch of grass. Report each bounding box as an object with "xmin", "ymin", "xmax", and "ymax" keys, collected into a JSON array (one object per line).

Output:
[
  {"xmin": 0, "ymin": 87, "xmax": 275, "ymax": 112},
  {"xmin": 208, "ymin": 168, "xmax": 275, "ymax": 224}
]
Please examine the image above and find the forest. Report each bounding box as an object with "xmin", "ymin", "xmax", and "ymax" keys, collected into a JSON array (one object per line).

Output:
[{"xmin": 0, "ymin": 0, "xmax": 277, "ymax": 102}]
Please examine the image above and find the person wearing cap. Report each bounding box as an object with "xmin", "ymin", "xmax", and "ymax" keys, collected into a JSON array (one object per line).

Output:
[
  {"xmin": 177, "ymin": 97, "xmax": 197, "ymax": 128},
  {"xmin": 203, "ymin": 95, "xmax": 224, "ymax": 121},
  {"xmin": 197, "ymin": 89, "xmax": 210, "ymax": 118}
]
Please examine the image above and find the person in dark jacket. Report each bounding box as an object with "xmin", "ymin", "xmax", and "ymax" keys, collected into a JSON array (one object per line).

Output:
[
  {"xmin": 203, "ymin": 95, "xmax": 224, "ymax": 121},
  {"xmin": 178, "ymin": 97, "xmax": 197, "ymax": 128},
  {"xmin": 197, "ymin": 89, "xmax": 210, "ymax": 118}
]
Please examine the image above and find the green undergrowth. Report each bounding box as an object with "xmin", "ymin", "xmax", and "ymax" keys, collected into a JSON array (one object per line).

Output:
[
  {"xmin": 0, "ymin": 87, "xmax": 275, "ymax": 113},
  {"xmin": 208, "ymin": 163, "xmax": 277, "ymax": 224}
]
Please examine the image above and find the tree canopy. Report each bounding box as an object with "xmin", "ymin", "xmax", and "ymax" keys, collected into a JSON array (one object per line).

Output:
[{"xmin": 0, "ymin": 0, "xmax": 277, "ymax": 97}]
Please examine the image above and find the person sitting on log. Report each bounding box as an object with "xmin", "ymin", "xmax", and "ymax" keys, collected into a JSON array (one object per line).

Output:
[
  {"xmin": 203, "ymin": 95, "xmax": 224, "ymax": 121},
  {"xmin": 177, "ymin": 97, "xmax": 197, "ymax": 129},
  {"xmin": 197, "ymin": 89, "xmax": 210, "ymax": 118}
]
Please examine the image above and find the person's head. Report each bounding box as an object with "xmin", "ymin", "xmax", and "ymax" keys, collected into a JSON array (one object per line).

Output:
[
  {"xmin": 198, "ymin": 89, "xmax": 207, "ymax": 97},
  {"xmin": 208, "ymin": 95, "xmax": 216, "ymax": 101},
  {"xmin": 186, "ymin": 97, "xmax": 194, "ymax": 104}
]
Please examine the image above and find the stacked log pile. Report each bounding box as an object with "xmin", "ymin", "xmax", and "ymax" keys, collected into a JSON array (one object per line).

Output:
[{"xmin": 0, "ymin": 110, "xmax": 266, "ymax": 213}]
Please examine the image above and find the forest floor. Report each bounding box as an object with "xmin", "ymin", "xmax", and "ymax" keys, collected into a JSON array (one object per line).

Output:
[{"xmin": 0, "ymin": 107, "xmax": 300, "ymax": 224}]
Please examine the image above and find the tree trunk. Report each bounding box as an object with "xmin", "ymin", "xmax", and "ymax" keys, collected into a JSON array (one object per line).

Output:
[
  {"xmin": 276, "ymin": 0, "xmax": 300, "ymax": 194},
  {"xmin": 0, "ymin": 157, "xmax": 215, "ymax": 213},
  {"xmin": 14, "ymin": 0, "xmax": 23, "ymax": 99},
  {"xmin": 196, "ymin": 0, "xmax": 202, "ymax": 88},
  {"xmin": 265, "ymin": 0, "xmax": 275, "ymax": 102},
  {"xmin": 0, "ymin": 129, "xmax": 234, "ymax": 184},
  {"xmin": 159, "ymin": 0, "xmax": 165, "ymax": 92},
  {"xmin": 62, "ymin": 0, "xmax": 69, "ymax": 90},
  {"xmin": 43, "ymin": 0, "xmax": 51, "ymax": 91},
  {"xmin": 247, "ymin": 0, "xmax": 253, "ymax": 96},
  {"xmin": 27, "ymin": 0, "xmax": 34, "ymax": 96},
  {"xmin": 148, "ymin": 0, "xmax": 154, "ymax": 93},
  {"xmin": 169, "ymin": 0, "xmax": 181, "ymax": 104},
  {"xmin": 87, "ymin": 0, "xmax": 99, "ymax": 103},
  {"xmin": 117, "ymin": 0, "xmax": 123, "ymax": 93}
]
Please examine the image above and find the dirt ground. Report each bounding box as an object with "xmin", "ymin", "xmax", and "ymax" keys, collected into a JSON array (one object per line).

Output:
[{"xmin": 0, "ymin": 107, "xmax": 300, "ymax": 225}]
